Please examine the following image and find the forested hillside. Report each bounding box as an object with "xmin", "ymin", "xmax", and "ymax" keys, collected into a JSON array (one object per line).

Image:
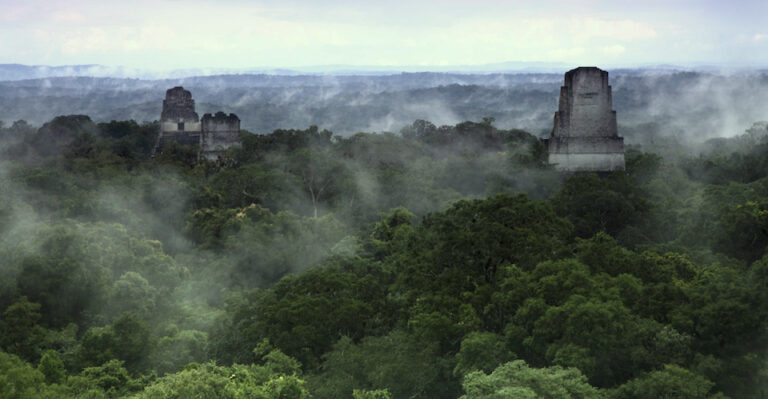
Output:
[{"xmin": 2, "ymin": 114, "xmax": 768, "ymax": 398}]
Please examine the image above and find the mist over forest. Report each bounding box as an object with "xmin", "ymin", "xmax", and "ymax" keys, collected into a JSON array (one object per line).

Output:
[
  {"xmin": 2, "ymin": 67, "xmax": 768, "ymax": 144},
  {"xmin": 3, "ymin": 64, "xmax": 768, "ymax": 398}
]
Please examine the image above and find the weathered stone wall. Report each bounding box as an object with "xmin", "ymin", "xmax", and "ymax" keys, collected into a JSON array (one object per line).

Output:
[
  {"xmin": 160, "ymin": 120, "xmax": 201, "ymax": 133},
  {"xmin": 548, "ymin": 153, "xmax": 625, "ymax": 173},
  {"xmin": 201, "ymin": 112, "xmax": 240, "ymax": 159},
  {"xmin": 547, "ymin": 67, "xmax": 624, "ymax": 172},
  {"xmin": 553, "ymin": 68, "xmax": 617, "ymax": 138},
  {"xmin": 161, "ymin": 87, "xmax": 199, "ymax": 123},
  {"xmin": 546, "ymin": 136, "xmax": 623, "ymax": 154}
]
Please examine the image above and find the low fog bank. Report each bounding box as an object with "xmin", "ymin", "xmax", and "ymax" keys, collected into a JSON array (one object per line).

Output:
[
  {"xmin": 3, "ymin": 69, "xmax": 767, "ymax": 141},
  {"xmin": 0, "ymin": 73, "xmax": 561, "ymax": 134}
]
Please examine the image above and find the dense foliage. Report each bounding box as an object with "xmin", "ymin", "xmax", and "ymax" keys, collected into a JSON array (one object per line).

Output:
[{"xmin": 1, "ymin": 114, "xmax": 768, "ymax": 398}]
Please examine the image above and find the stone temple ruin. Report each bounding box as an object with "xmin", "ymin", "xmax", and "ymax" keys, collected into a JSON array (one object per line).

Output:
[
  {"xmin": 154, "ymin": 87, "xmax": 240, "ymax": 159},
  {"xmin": 545, "ymin": 67, "xmax": 625, "ymax": 172}
]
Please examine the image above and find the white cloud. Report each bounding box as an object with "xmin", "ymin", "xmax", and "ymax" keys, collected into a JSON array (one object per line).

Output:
[
  {"xmin": 61, "ymin": 28, "xmax": 110, "ymax": 55},
  {"xmin": 546, "ymin": 47, "xmax": 587, "ymax": 60},
  {"xmin": 51, "ymin": 11, "xmax": 86, "ymax": 23},
  {"xmin": 575, "ymin": 18, "xmax": 658, "ymax": 41},
  {"xmin": 602, "ymin": 44, "xmax": 626, "ymax": 56},
  {"xmin": 1, "ymin": 0, "xmax": 766, "ymax": 68}
]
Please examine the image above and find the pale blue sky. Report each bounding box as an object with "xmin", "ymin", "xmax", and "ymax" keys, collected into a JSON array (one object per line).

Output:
[{"xmin": 1, "ymin": 0, "xmax": 766, "ymax": 69}]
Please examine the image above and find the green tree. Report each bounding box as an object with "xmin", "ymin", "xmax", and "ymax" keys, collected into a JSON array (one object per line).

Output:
[
  {"xmin": 136, "ymin": 359, "xmax": 309, "ymax": 399},
  {"xmin": 15, "ymin": 224, "xmax": 111, "ymax": 327},
  {"xmin": 68, "ymin": 359, "xmax": 140, "ymax": 398},
  {"xmin": 287, "ymin": 148, "xmax": 353, "ymax": 218},
  {"xmin": 0, "ymin": 297, "xmax": 48, "ymax": 362},
  {"xmin": 27, "ymin": 114, "xmax": 97, "ymax": 158},
  {"xmin": 610, "ymin": 365, "xmax": 725, "ymax": 399},
  {"xmin": 153, "ymin": 328, "xmax": 208, "ymax": 376},
  {"xmin": 454, "ymin": 332, "xmax": 514, "ymax": 377},
  {"xmin": 135, "ymin": 363, "xmax": 234, "ymax": 399},
  {"xmin": 77, "ymin": 313, "xmax": 152, "ymax": 372},
  {"xmin": 38, "ymin": 350, "xmax": 66, "ymax": 384},
  {"xmin": 107, "ymin": 272, "xmax": 158, "ymax": 319},
  {"xmin": 401, "ymin": 194, "xmax": 571, "ymax": 289},
  {"xmin": 310, "ymin": 331, "xmax": 444, "ymax": 399},
  {"xmin": 353, "ymin": 389, "xmax": 392, "ymax": 399},
  {"xmin": 552, "ymin": 173, "xmax": 649, "ymax": 239},
  {"xmin": 459, "ymin": 360, "xmax": 603, "ymax": 399},
  {"xmin": 209, "ymin": 260, "xmax": 390, "ymax": 367},
  {"xmin": 213, "ymin": 203, "xmax": 348, "ymax": 288},
  {"xmin": 0, "ymin": 350, "xmax": 54, "ymax": 399}
]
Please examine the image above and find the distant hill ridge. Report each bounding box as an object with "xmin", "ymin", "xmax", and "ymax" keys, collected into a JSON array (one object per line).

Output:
[
  {"xmin": 0, "ymin": 62, "xmax": 605, "ymax": 81},
  {"xmin": 1, "ymin": 66, "xmax": 767, "ymax": 143}
]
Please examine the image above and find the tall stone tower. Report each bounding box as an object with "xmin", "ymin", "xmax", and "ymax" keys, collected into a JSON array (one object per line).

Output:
[
  {"xmin": 157, "ymin": 87, "xmax": 202, "ymax": 149},
  {"xmin": 545, "ymin": 67, "xmax": 625, "ymax": 172}
]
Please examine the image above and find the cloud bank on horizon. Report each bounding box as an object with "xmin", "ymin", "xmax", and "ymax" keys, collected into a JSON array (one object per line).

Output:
[{"xmin": 1, "ymin": 0, "xmax": 766, "ymax": 70}]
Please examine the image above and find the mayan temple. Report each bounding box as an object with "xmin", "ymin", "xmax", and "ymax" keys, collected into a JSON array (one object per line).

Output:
[
  {"xmin": 545, "ymin": 67, "xmax": 625, "ymax": 172},
  {"xmin": 154, "ymin": 86, "xmax": 241, "ymax": 160}
]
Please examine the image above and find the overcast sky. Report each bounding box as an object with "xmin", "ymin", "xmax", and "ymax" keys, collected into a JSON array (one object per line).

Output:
[{"xmin": 1, "ymin": 0, "xmax": 766, "ymax": 70}]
